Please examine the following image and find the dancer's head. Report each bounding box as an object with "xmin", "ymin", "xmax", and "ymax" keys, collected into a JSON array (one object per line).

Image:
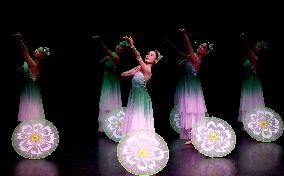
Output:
[
  {"xmin": 116, "ymin": 40, "xmax": 130, "ymax": 55},
  {"xmin": 33, "ymin": 46, "xmax": 50, "ymax": 59},
  {"xmin": 197, "ymin": 42, "xmax": 213, "ymax": 56},
  {"xmin": 254, "ymin": 41, "xmax": 268, "ymax": 55},
  {"xmin": 145, "ymin": 50, "xmax": 163, "ymax": 65}
]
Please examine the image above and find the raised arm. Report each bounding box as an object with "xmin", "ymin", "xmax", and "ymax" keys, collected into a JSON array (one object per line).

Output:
[
  {"xmin": 14, "ymin": 33, "xmax": 36, "ymax": 67},
  {"xmin": 93, "ymin": 36, "xmax": 120, "ymax": 64},
  {"xmin": 123, "ymin": 36, "xmax": 148, "ymax": 73},
  {"xmin": 240, "ymin": 33, "xmax": 257, "ymax": 70},
  {"xmin": 179, "ymin": 28, "xmax": 198, "ymax": 64}
]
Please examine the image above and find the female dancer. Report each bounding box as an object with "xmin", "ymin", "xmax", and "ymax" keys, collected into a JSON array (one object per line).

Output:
[
  {"xmin": 93, "ymin": 35, "xmax": 130, "ymax": 132},
  {"xmin": 121, "ymin": 36, "xmax": 162, "ymax": 135},
  {"xmin": 172, "ymin": 28, "xmax": 212, "ymax": 144},
  {"xmin": 15, "ymin": 33, "xmax": 50, "ymax": 122},
  {"xmin": 239, "ymin": 33, "xmax": 268, "ymax": 128}
]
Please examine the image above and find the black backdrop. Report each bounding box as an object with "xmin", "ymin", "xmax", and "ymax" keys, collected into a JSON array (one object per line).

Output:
[{"xmin": 2, "ymin": 5, "xmax": 284, "ymax": 164}]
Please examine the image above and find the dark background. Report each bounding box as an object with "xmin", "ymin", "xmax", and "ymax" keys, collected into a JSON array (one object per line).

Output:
[{"xmin": 1, "ymin": 4, "xmax": 283, "ymax": 175}]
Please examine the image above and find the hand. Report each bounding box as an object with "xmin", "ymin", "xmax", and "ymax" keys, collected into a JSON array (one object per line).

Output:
[
  {"xmin": 240, "ymin": 32, "xmax": 247, "ymax": 40},
  {"xmin": 178, "ymin": 28, "xmax": 186, "ymax": 32},
  {"xmin": 121, "ymin": 72, "xmax": 127, "ymax": 77},
  {"xmin": 123, "ymin": 35, "xmax": 134, "ymax": 48},
  {"xmin": 13, "ymin": 32, "xmax": 22, "ymax": 39},
  {"xmin": 177, "ymin": 58, "xmax": 186, "ymax": 65},
  {"xmin": 92, "ymin": 35, "xmax": 100, "ymax": 39}
]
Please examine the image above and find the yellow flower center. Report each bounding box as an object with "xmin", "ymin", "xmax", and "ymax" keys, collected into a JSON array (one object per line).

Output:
[
  {"xmin": 118, "ymin": 119, "xmax": 123, "ymax": 127},
  {"xmin": 138, "ymin": 149, "xmax": 149, "ymax": 158},
  {"xmin": 31, "ymin": 133, "xmax": 41, "ymax": 142},
  {"xmin": 260, "ymin": 120, "xmax": 268, "ymax": 128},
  {"xmin": 210, "ymin": 132, "xmax": 218, "ymax": 141}
]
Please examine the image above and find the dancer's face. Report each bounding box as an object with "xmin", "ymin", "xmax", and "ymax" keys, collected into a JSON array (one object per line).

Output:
[
  {"xmin": 145, "ymin": 51, "xmax": 157, "ymax": 64},
  {"xmin": 254, "ymin": 43, "xmax": 263, "ymax": 55},
  {"xmin": 33, "ymin": 50, "xmax": 45, "ymax": 59},
  {"xmin": 116, "ymin": 42, "xmax": 126, "ymax": 54},
  {"xmin": 197, "ymin": 43, "xmax": 209, "ymax": 55}
]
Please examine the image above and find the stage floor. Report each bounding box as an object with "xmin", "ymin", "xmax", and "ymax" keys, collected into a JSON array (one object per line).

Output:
[{"xmin": 3, "ymin": 129, "xmax": 284, "ymax": 176}]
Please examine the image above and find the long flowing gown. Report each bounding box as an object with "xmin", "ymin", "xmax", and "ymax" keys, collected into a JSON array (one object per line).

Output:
[
  {"xmin": 98, "ymin": 58, "xmax": 122, "ymax": 132},
  {"xmin": 238, "ymin": 59, "xmax": 265, "ymax": 122},
  {"xmin": 122, "ymin": 71, "xmax": 155, "ymax": 135},
  {"xmin": 18, "ymin": 62, "xmax": 45, "ymax": 121},
  {"xmin": 174, "ymin": 60, "xmax": 207, "ymax": 139}
]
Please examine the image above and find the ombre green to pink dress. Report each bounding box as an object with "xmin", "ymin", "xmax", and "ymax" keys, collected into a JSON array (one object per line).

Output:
[
  {"xmin": 98, "ymin": 58, "xmax": 122, "ymax": 132},
  {"xmin": 238, "ymin": 59, "xmax": 265, "ymax": 122},
  {"xmin": 174, "ymin": 60, "xmax": 207, "ymax": 139},
  {"xmin": 122, "ymin": 71, "xmax": 155, "ymax": 135},
  {"xmin": 18, "ymin": 62, "xmax": 45, "ymax": 121}
]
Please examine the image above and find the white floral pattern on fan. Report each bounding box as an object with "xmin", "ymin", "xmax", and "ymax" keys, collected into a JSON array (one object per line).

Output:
[
  {"xmin": 192, "ymin": 117, "xmax": 236, "ymax": 157},
  {"xmin": 103, "ymin": 107, "xmax": 125, "ymax": 142},
  {"xmin": 170, "ymin": 106, "xmax": 181, "ymax": 133},
  {"xmin": 12, "ymin": 119, "xmax": 59, "ymax": 159},
  {"xmin": 243, "ymin": 107, "xmax": 283, "ymax": 142},
  {"xmin": 117, "ymin": 130, "xmax": 169, "ymax": 175}
]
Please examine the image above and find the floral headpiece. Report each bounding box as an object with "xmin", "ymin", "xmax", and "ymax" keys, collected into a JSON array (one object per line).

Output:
[
  {"xmin": 35, "ymin": 46, "xmax": 51, "ymax": 57},
  {"xmin": 256, "ymin": 41, "xmax": 268, "ymax": 50},
  {"xmin": 121, "ymin": 40, "xmax": 130, "ymax": 47},
  {"xmin": 207, "ymin": 42, "xmax": 214, "ymax": 51},
  {"xmin": 199, "ymin": 42, "xmax": 214, "ymax": 53},
  {"xmin": 154, "ymin": 50, "xmax": 163, "ymax": 63}
]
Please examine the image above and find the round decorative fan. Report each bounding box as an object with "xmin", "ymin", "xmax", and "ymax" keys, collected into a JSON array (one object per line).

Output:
[
  {"xmin": 103, "ymin": 107, "xmax": 126, "ymax": 142},
  {"xmin": 191, "ymin": 116, "xmax": 236, "ymax": 157},
  {"xmin": 12, "ymin": 119, "xmax": 59, "ymax": 159},
  {"xmin": 117, "ymin": 130, "xmax": 169, "ymax": 175},
  {"xmin": 170, "ymin": 106, "xmax": 181, "ymax": 133},
  {"xmin": 243, "ymin": 107, "xmax": 283, "ymax": 142}
]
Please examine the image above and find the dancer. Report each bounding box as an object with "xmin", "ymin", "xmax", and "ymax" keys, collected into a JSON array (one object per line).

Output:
[
  {"xmin": 238, "ymin": 33, "xmax": 268, "ymax": 128},
  {"xmin": 121, "ymin": 35, "xmax": 162, "ymax": 135},
  {"xmin": 170, "ymin": 28, "xmax": 212, "ymax": 144},
  {"xmin": 15, "ymin": 33, "xmax": 50, "ymax": 122},
  {"xmin": 93, "ymin": 35, "xmax": 130, "ymax": 132}
]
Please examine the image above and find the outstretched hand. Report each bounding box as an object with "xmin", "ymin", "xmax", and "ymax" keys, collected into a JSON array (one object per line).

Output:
[
  {"xmin": 178, "ymin": 28, "xmax": 186, "ymax": 32},
  {"xmin": 123, "ymin": 35, "xmax": 134, "ymax": 48},
  {"xmin": 13, "ymin": 32, "xmax": 22, "ymax": 40},
  {"xmin": 240, "ymin": 32, "xmax": 247, "ymax": 40},
  {"xmin": 92, "ymin": 35, "xmax": 101, "ymax": 39}
]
